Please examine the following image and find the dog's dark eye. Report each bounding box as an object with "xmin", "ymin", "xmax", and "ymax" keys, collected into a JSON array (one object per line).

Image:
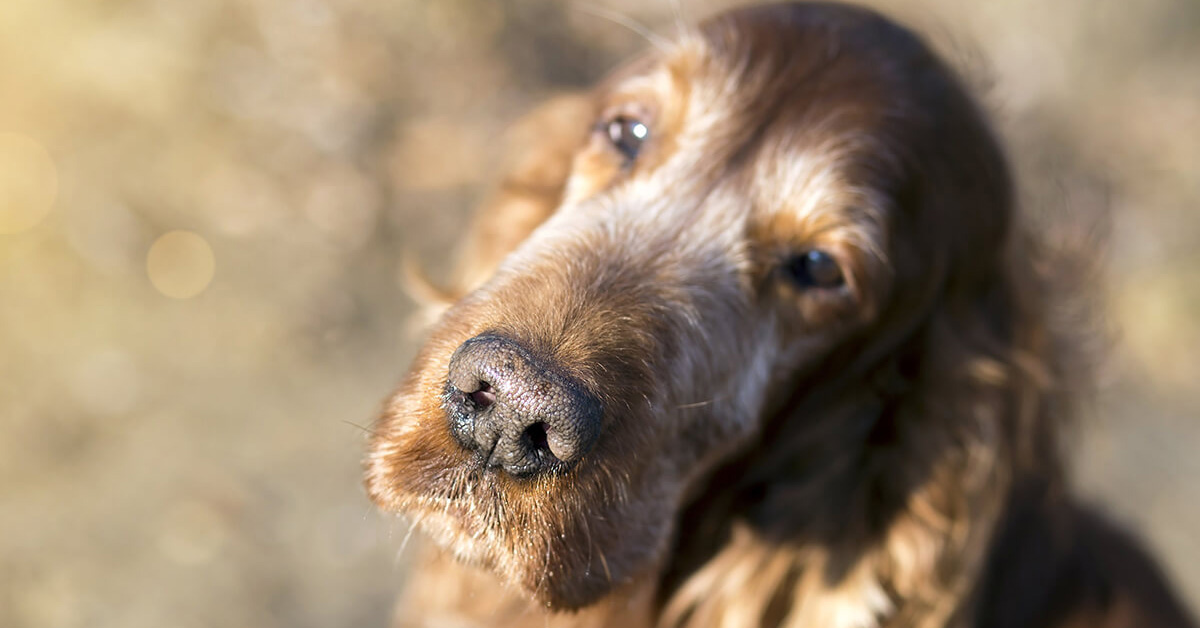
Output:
[
  {"xmin": 605, "ymin": 116, "xmax": 649, "ymax": 161},
  {"xmin": 782, "ymin": 251, "xmax": 844, "ymax": 289}
]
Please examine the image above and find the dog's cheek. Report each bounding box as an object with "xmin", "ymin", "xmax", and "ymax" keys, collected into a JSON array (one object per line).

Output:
[{"xmin": 682, "ymin": 329, "xmax": 782, "ymax": 464}]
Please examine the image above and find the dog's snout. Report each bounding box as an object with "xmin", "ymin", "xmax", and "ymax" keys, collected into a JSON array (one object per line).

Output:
[{"xmin": 444, "ymin": 334, "xmax": 602, "ymax": 477}]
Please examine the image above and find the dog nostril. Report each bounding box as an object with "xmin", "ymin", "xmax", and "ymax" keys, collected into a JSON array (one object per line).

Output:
[
  {"xmin": 469, "ymin": 382, "xmax": 496, "ymax": 409},
  {"xmin": 524, "ymin": 421, "xmax": 550, "ymax": 453}
]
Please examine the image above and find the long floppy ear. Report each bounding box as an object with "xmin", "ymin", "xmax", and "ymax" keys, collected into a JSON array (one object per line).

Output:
[{"xmin": 404, "ymin": 93, "xmax": 595, "ymax": 324}]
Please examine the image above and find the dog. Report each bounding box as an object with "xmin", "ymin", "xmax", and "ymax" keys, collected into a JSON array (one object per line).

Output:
[{"xmin": 365, "ymin": 3, "xmax": 1198, "ymax": 627}]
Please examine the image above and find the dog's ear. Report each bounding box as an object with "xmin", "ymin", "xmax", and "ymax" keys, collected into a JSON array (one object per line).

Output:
[{"xmin": 404, "ymin": 93, "xmax": 595, "ymax": 323}]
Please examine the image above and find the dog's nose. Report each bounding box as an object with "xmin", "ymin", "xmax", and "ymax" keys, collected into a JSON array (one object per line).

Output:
[{"xmin": 444, "ymin": 334, "xmax": 602, "ymax": 477}]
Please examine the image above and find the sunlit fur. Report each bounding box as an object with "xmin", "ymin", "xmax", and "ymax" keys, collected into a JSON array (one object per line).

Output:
[{"xmin": 366, "ymin": 3, "xmax": 1196, "ymax": 628}]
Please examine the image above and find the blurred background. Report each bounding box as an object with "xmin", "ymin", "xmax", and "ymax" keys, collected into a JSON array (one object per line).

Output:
[{"xmin": 1, "ymin": 0, "xmax": 1197, "ymax": 626}]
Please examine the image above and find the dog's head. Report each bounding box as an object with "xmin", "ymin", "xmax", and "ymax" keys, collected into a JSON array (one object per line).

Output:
[{"xmin": 367, "ymin": 2, "xmax": 1016, "ymax": 611}]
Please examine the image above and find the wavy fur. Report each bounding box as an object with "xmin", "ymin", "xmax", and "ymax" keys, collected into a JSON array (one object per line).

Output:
[{"xmin": 366, "ymin": 4, "xmax": 1196, "ymax": 627}]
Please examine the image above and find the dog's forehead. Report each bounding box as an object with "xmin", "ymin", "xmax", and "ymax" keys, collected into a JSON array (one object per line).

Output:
[
  {"xmin": 752, "ymin": 134, "xmax": 880, "ymax": 225},
  {"xmin": 648, "ymin": 39, "xmax": 891, "ymax": 222}
]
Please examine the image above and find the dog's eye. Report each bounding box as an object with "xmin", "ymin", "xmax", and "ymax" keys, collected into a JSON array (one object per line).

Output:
[
  {"xmin": 782, "ymin": 251, "xmax": 844, "ymax": 289},
  {"xmin": 605, "ymin": 116, "xmax": 649, "ymax": 161}
]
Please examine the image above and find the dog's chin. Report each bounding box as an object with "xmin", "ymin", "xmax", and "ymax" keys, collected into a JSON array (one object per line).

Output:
[
  {"xmin": 385, "ymin": 478, "xmax": 661, "ymax": 611},
  {"xmin": 377, "ymin": 455, "xmax": 683, "ymax": 609},
  {"xmin": 367, "ymin": 440, "xmax": 665, "ymax": 610}
]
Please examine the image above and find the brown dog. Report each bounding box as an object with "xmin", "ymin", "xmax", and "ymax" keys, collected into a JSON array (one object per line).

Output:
[{"xmin": 365, "ymin": 3, "xmax": 1197, "ymax": 627}]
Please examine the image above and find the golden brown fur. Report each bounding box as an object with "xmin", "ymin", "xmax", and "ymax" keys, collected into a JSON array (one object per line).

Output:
[{"xmin": 365, "ymin": 3, "xmax": 1196, "ymax": 627}]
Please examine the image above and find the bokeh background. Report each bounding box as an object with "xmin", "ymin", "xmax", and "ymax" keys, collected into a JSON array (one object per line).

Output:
[{"xmin": 2, "ymin": 0, "xmax": 1198, "ymax": 626}]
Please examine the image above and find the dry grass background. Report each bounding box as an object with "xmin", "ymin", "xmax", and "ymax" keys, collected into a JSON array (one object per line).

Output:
[{"xmin": 1, "ymin": 0, "xmax": 1198, "ymax": 626}]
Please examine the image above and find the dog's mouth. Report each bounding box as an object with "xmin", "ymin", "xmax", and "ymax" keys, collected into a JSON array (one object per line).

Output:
[{"xmin": 367, "ymin": 367, "xmax": 672, "ymax": 609}]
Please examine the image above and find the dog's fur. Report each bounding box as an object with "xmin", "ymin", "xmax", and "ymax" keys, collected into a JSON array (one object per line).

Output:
[{"xmin": 365, "ymin": 3, "xmax": 1197, "ymax": 627}]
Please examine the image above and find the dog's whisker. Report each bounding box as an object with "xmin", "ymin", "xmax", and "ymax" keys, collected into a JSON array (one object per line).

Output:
[
  {"xmin": 598, "ymin": 550, "xmax": 613, "ymax": 586},
  {"xmin": 572, "ymin": 2, "xmax": 672, "ymax": 53},
  {"xmin": 395, "ymin": 513, "xmax": 424, "ymax": 564},
  {"xmin": 676, "ymin": 397, "xmax": 720, "ymax": 410},
  {"xmin": 666, "ymin": 0, "xmax": 688, "ymax": 39},
  {"xmin": 342, "ymin": 419, "xmax": 382, "ymax": 438},
  {"xmin": 581, "ymin": 508, "xmax": 595, "ymax": 574},
  {"xmin": 531, "ymin": 544, "xmax": 549, "ymax": 599}
]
